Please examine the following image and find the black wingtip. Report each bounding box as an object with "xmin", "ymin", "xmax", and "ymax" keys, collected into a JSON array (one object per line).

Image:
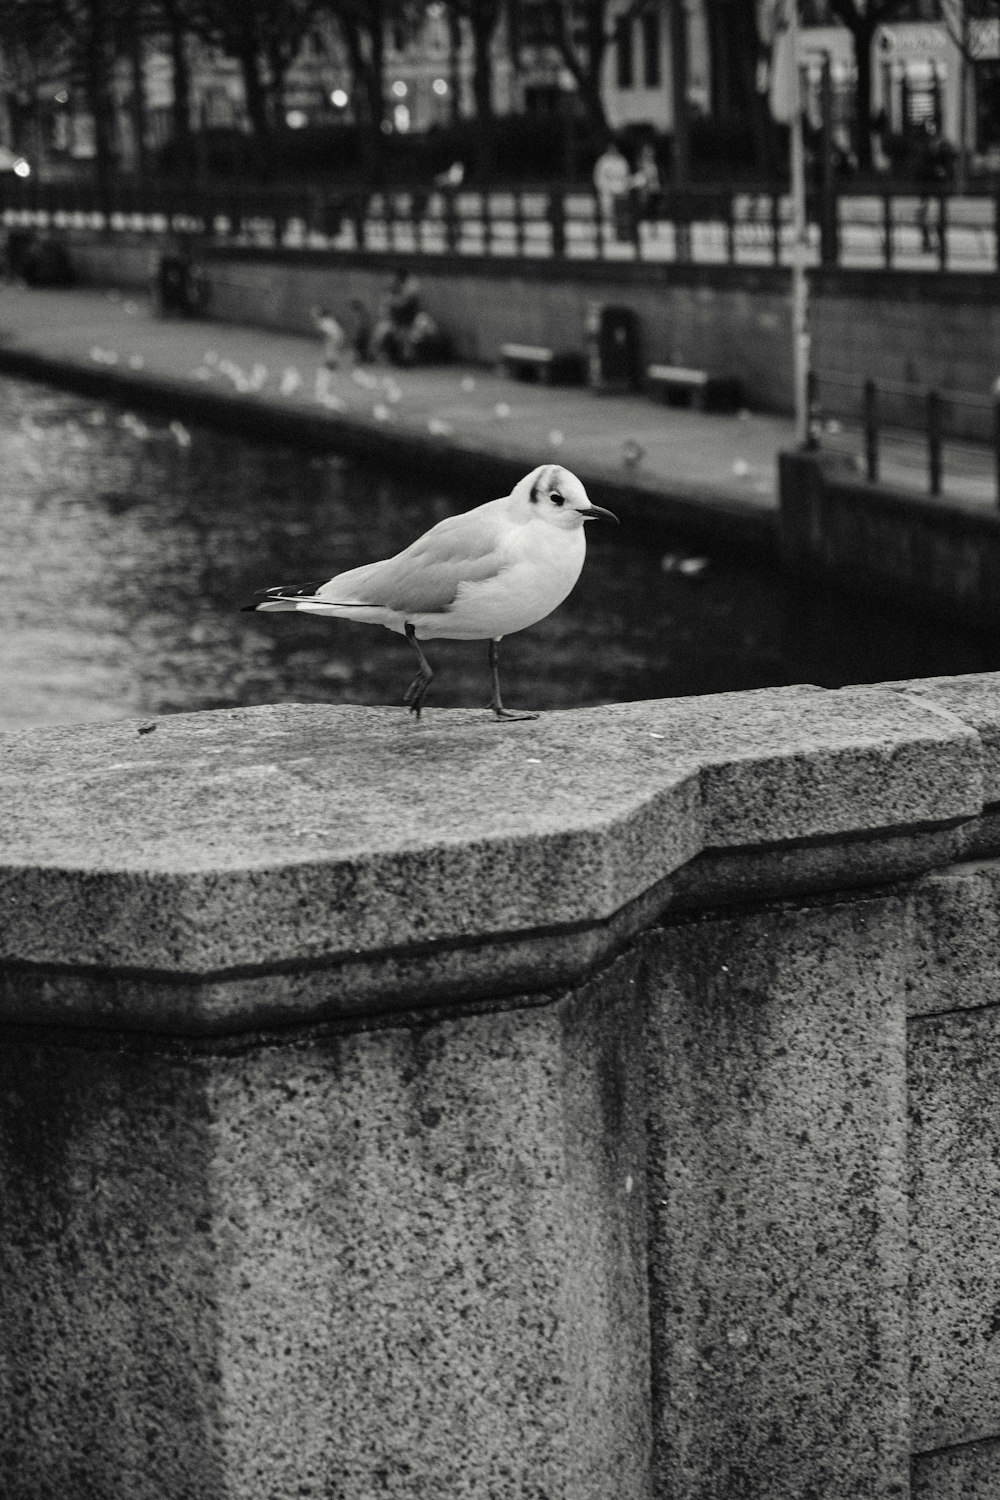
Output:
[{"xmin": 240, "ymin": 602, "xmax": 259, "ymax": 612}]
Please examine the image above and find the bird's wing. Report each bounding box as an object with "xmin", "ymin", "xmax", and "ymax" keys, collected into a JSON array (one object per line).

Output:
[{"xmin": 318, "ymin": 503, "xmax": 511, "ymax": 615}]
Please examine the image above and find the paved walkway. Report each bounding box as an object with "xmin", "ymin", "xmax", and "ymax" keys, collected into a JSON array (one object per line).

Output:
[
  {"xmin": 0, "ymin": 285, "xmax": 996, "ymax": 527},
  {"xmin": 0, "ymin": 285, "xmax": 787, "ymax": 523}
]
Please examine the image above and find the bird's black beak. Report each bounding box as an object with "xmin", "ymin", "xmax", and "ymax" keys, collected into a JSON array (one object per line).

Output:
[{"xmin": 580, "ymin": 504, "xmax": 619, "ymax": 524}]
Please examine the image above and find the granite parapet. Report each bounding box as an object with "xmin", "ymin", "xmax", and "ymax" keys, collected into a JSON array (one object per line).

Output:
[{"xmin": 0, "ymin": 684, "xmax": 986, "ymax": 1034}]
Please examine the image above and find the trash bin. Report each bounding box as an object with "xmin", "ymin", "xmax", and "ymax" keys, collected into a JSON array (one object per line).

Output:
[
  {"xmin": 586, "ymin": 303, "xmax": 641, "ymax": 394},
  {"xmin": 156, "ymin": 251, "xmax": 193, "ymax": 316},
  {"xmin": 22, "ymin": 236, "xmax": 74, "ymax": 288}
]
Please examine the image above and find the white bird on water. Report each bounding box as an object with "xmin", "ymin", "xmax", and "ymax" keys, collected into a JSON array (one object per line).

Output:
[{"xmin": 242, "ymin": 463, "xmax": 617, "ymax": 720}]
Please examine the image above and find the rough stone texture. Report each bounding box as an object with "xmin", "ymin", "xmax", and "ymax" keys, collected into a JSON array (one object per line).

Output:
[
  {"xmin": 0, "ymin": 1036, "xmax": 227, "ymax": 1497},
  {"xmin": 912, "ymin": 1437, "xmax": 1000, "ymax": 1498},
  {"xmin": 905, "ymin": 862, "xmax": 1000, "ymax": 1017},
  {"xmin": 0, "ymin": 687, "xmax": 983, "ymax": 1032},
  {"xmin": 888, "ymin": 673, "xmax": 1000, "ymax": 806},
  {"xmin": 642, "ymin": 897, "xmax": 911, "ymax": 1500},
  {"xmin": 0, "ymin": 961, "xmax": 651, "ymax": 1500},
  {"xmin": 909, "ymin": 1005, "xmax": 1000, "ymax": 1451},
  {"xmin": 8, "ymin": 686, "xmax": 1000, "ymax": 1496}
]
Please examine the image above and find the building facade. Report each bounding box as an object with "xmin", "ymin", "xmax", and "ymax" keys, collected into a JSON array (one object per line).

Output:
[{"xmin": 1, "ymin": 1, "xmax": 998, "ymax": 180}]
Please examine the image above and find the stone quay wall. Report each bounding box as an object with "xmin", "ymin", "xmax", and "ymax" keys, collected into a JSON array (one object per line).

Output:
[
  {"xmin": 780, "ymin": 448, "xmax": 1000, "ymax": 631},
  {"xmin": 66, "ymin": 236, "xmax": 1000, "ymax": 430},
  {"xmin": 4, "ymin": 678, "xmax": 1000, "ymax": 1498}
]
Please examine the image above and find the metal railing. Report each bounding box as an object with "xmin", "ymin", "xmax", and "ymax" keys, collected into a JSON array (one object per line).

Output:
[
  {"xmin": 5, "ymin": 176, "xmax": 1000, "ymax": 273},
  {"xmin": 808, "ymin": 369, "xmax": 1000, "ymax": 504}
]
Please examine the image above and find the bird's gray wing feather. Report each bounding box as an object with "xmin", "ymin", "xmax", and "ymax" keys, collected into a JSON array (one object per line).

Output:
[{"xmin": 317, "ymin": 506, "xmax": 508, "ymax": 615}]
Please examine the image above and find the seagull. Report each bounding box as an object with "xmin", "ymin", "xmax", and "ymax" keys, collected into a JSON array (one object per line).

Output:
[{"xmin": 242, "ymin": 463, "xmax": 618, "ymax": 720}]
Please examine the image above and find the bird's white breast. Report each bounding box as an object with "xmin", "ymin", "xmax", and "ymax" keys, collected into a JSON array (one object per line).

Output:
[{"xmin": 418, "ymin": 521, "xmax": 587, "ymax": 640}]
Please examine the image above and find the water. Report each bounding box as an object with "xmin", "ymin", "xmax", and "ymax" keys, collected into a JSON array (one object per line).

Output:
[{"xmin": 1, "ymin": 375, "xmax": 998, "ymax": 733}]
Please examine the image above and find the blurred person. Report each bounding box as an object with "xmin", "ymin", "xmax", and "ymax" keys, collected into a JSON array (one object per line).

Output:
[
  {"xmin": 593, "ymin": 139, "xmax": 631, "ymax": 222},
  {"xmin": 631, "ymin": 142, "xmax": 661, "ymax": 215},
  {"xmin": 371, "ymin": 269, "xmax": 422, "ymax": 365},
  {"xmin": 349, "ymin": 297, "xmax": 373, "ymax": 363},
  {"xmin": 312, "ymin": 304, "xmax": 350, "ymax": 369}
]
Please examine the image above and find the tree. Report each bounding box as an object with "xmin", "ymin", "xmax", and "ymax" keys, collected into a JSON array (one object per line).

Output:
[
  {"xmin": 446, "ymin": 0, "xmax": 503, "ymax": 122},
  {"xmin": 705, "ymin": 0, "xmax": 783, "ymax": 174},
  {"xmin": 174, "ymin": 0, "xmax": 321, "ymax": 134},
  {"xmin": 152, "ymin": 0, "xmax": 195, "ymax": 176},
  {"xmin": 937, "ymin": 0, "xmax": 999, "ymax": 186},
  {"xmin": 313, "ymin": 0, "xmax": 421, "ymax": 175},
  {"xmin": 549, "ymin": 0, "xmax": 611, "ymax": 135},
  {"xmin": 0, "ymin": 0, "xmax": 71, "ymax": 159},
  {"xmin": 823, "ymin": 0, "xmax": 897, "ymax": 172}
]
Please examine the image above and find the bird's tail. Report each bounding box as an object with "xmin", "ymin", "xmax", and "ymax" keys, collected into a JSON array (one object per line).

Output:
[{"xmin": 241, "ymin": 584, "xmax": 371, "ymax": 615}]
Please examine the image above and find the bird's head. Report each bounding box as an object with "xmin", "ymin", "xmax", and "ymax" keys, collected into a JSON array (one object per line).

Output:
[{"xmin": 511, "ymin": 464, "xmax": 619, "ymax": 530}]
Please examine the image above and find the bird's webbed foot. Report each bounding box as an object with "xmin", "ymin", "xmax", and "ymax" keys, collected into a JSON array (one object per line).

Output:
[{"xmin": 490, "ymin": 703, "xmax": 539, "ymax": 722}]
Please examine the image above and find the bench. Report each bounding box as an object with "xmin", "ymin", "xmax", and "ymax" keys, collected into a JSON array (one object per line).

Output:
[
  {"xmin": 647, "ymin": 363, "xmax": 743, "ymax": 414},
  {"xmin": 499, "ymin": 342, "xmax": 586, "ymax": 386}
]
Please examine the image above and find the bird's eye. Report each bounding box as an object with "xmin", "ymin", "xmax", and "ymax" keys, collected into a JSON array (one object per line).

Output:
[{"xmin": 550, "ymin": 492, "xmax": 565, "ymax": 507}]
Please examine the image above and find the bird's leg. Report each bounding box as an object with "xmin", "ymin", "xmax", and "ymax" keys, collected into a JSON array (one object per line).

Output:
[
  {"xmin": 488, "ymin": 639, "xmax": 538, "ymax": 722},
  {"xmin": 403, "ymin": 622, "xmax": 434, "ymax": 718}
]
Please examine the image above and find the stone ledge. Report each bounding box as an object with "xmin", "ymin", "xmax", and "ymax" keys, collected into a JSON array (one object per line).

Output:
[{"xmin": 0, "ymin": 681, "xmax": 990, "ymax": 1032}]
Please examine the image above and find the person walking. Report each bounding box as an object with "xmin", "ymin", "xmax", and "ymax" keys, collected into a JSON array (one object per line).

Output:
[{"xmin": 592, "ymin": 139, "xmax": 631, "ymax": 234}]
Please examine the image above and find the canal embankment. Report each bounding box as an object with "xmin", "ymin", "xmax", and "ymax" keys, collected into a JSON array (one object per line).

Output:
[
  {"xmin": 0, "ymin": 284, "xmax": 783, "ymax": 556},
  {"xmin": 5, "ymin": 284, "xmax": 1000, "ymax": 628}
]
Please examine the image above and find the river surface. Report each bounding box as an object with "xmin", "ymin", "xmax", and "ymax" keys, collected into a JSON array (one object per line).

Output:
[{"xmin": 2, "ymin": 375, "xmax": 998, "ymax": 732}]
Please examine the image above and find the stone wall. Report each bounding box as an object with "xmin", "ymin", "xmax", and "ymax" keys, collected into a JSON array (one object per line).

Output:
[
  {"xmin": 66, "ymin": 237, "xmax": 1000, "ymax": 426},
  {"xmin": 3, "ymin": 680, "xmax": 1000, "ymax": 1496}
]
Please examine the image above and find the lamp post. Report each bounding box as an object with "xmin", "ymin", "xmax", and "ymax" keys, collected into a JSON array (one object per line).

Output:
[
  {"xmin": 766, "ymin": 0, "xmax": 812, "ymax": 446},
  {"xmin": 788, "ymin": 0, "xmax": 811, "ymax": 446}
]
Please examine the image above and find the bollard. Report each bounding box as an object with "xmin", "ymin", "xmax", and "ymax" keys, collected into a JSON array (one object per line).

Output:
[
  {"xmin": 864, "ymin": 378, "xmax": 879, "ymax": 482},
  {"xmin": 805, "ymin": 367, "xmax": 820, "ymax": 450},
  {"xmin": 927, "ymin": 389, "xmax": 943, "ymax": 497}
]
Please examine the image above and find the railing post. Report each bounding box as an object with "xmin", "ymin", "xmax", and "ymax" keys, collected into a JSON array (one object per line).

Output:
[
  {"xmin": 353, "ymin": 192, "xmax": 368, "ymax": 252},
  {"xmin": 937, "ymin": 193, "xmax": 948, "ymax": 271},
  {"xmin": 481, "ymin": 189, "xmax": 492, "ymax": 256},
  {"xmin": 882, "ymin": 193, "xmax": 893, "ymax": 269},
  {"xmin": 771, "ymin": 191, "xmax": 782, "ymax": 266},
  {"xmin": 993, "ymin": 378, "xmax": 1000, "ymax": 506},
  {"xmin": 594, "ymin": 188, "xmax": 608, "ymax": 259},
  {"xmin": 864, "ymin": 378, "xmax": 879, "ymax": 482},
  {"xmin": 512, "ymin": 188, "xmax": 525, "ymax": 256},
  {"xmin": 438, "ymin": 189, "xmax": 453, "ymax": 253},
  {"xmin": 927, "ymin": 389, "xmax": 943, "ymax": 497},
  {"xmin": 548, "ymin": 189, "xmax": 565, "ymax": 259}
]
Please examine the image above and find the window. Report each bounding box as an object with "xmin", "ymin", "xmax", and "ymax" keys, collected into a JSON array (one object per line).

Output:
[
  {"xmin": 642, "ymin": 11, "xmax": 661, "ymax": 88},
  {"xmin": 616, "ymin": 15, "xmax": 634, "ymax": 90}
]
